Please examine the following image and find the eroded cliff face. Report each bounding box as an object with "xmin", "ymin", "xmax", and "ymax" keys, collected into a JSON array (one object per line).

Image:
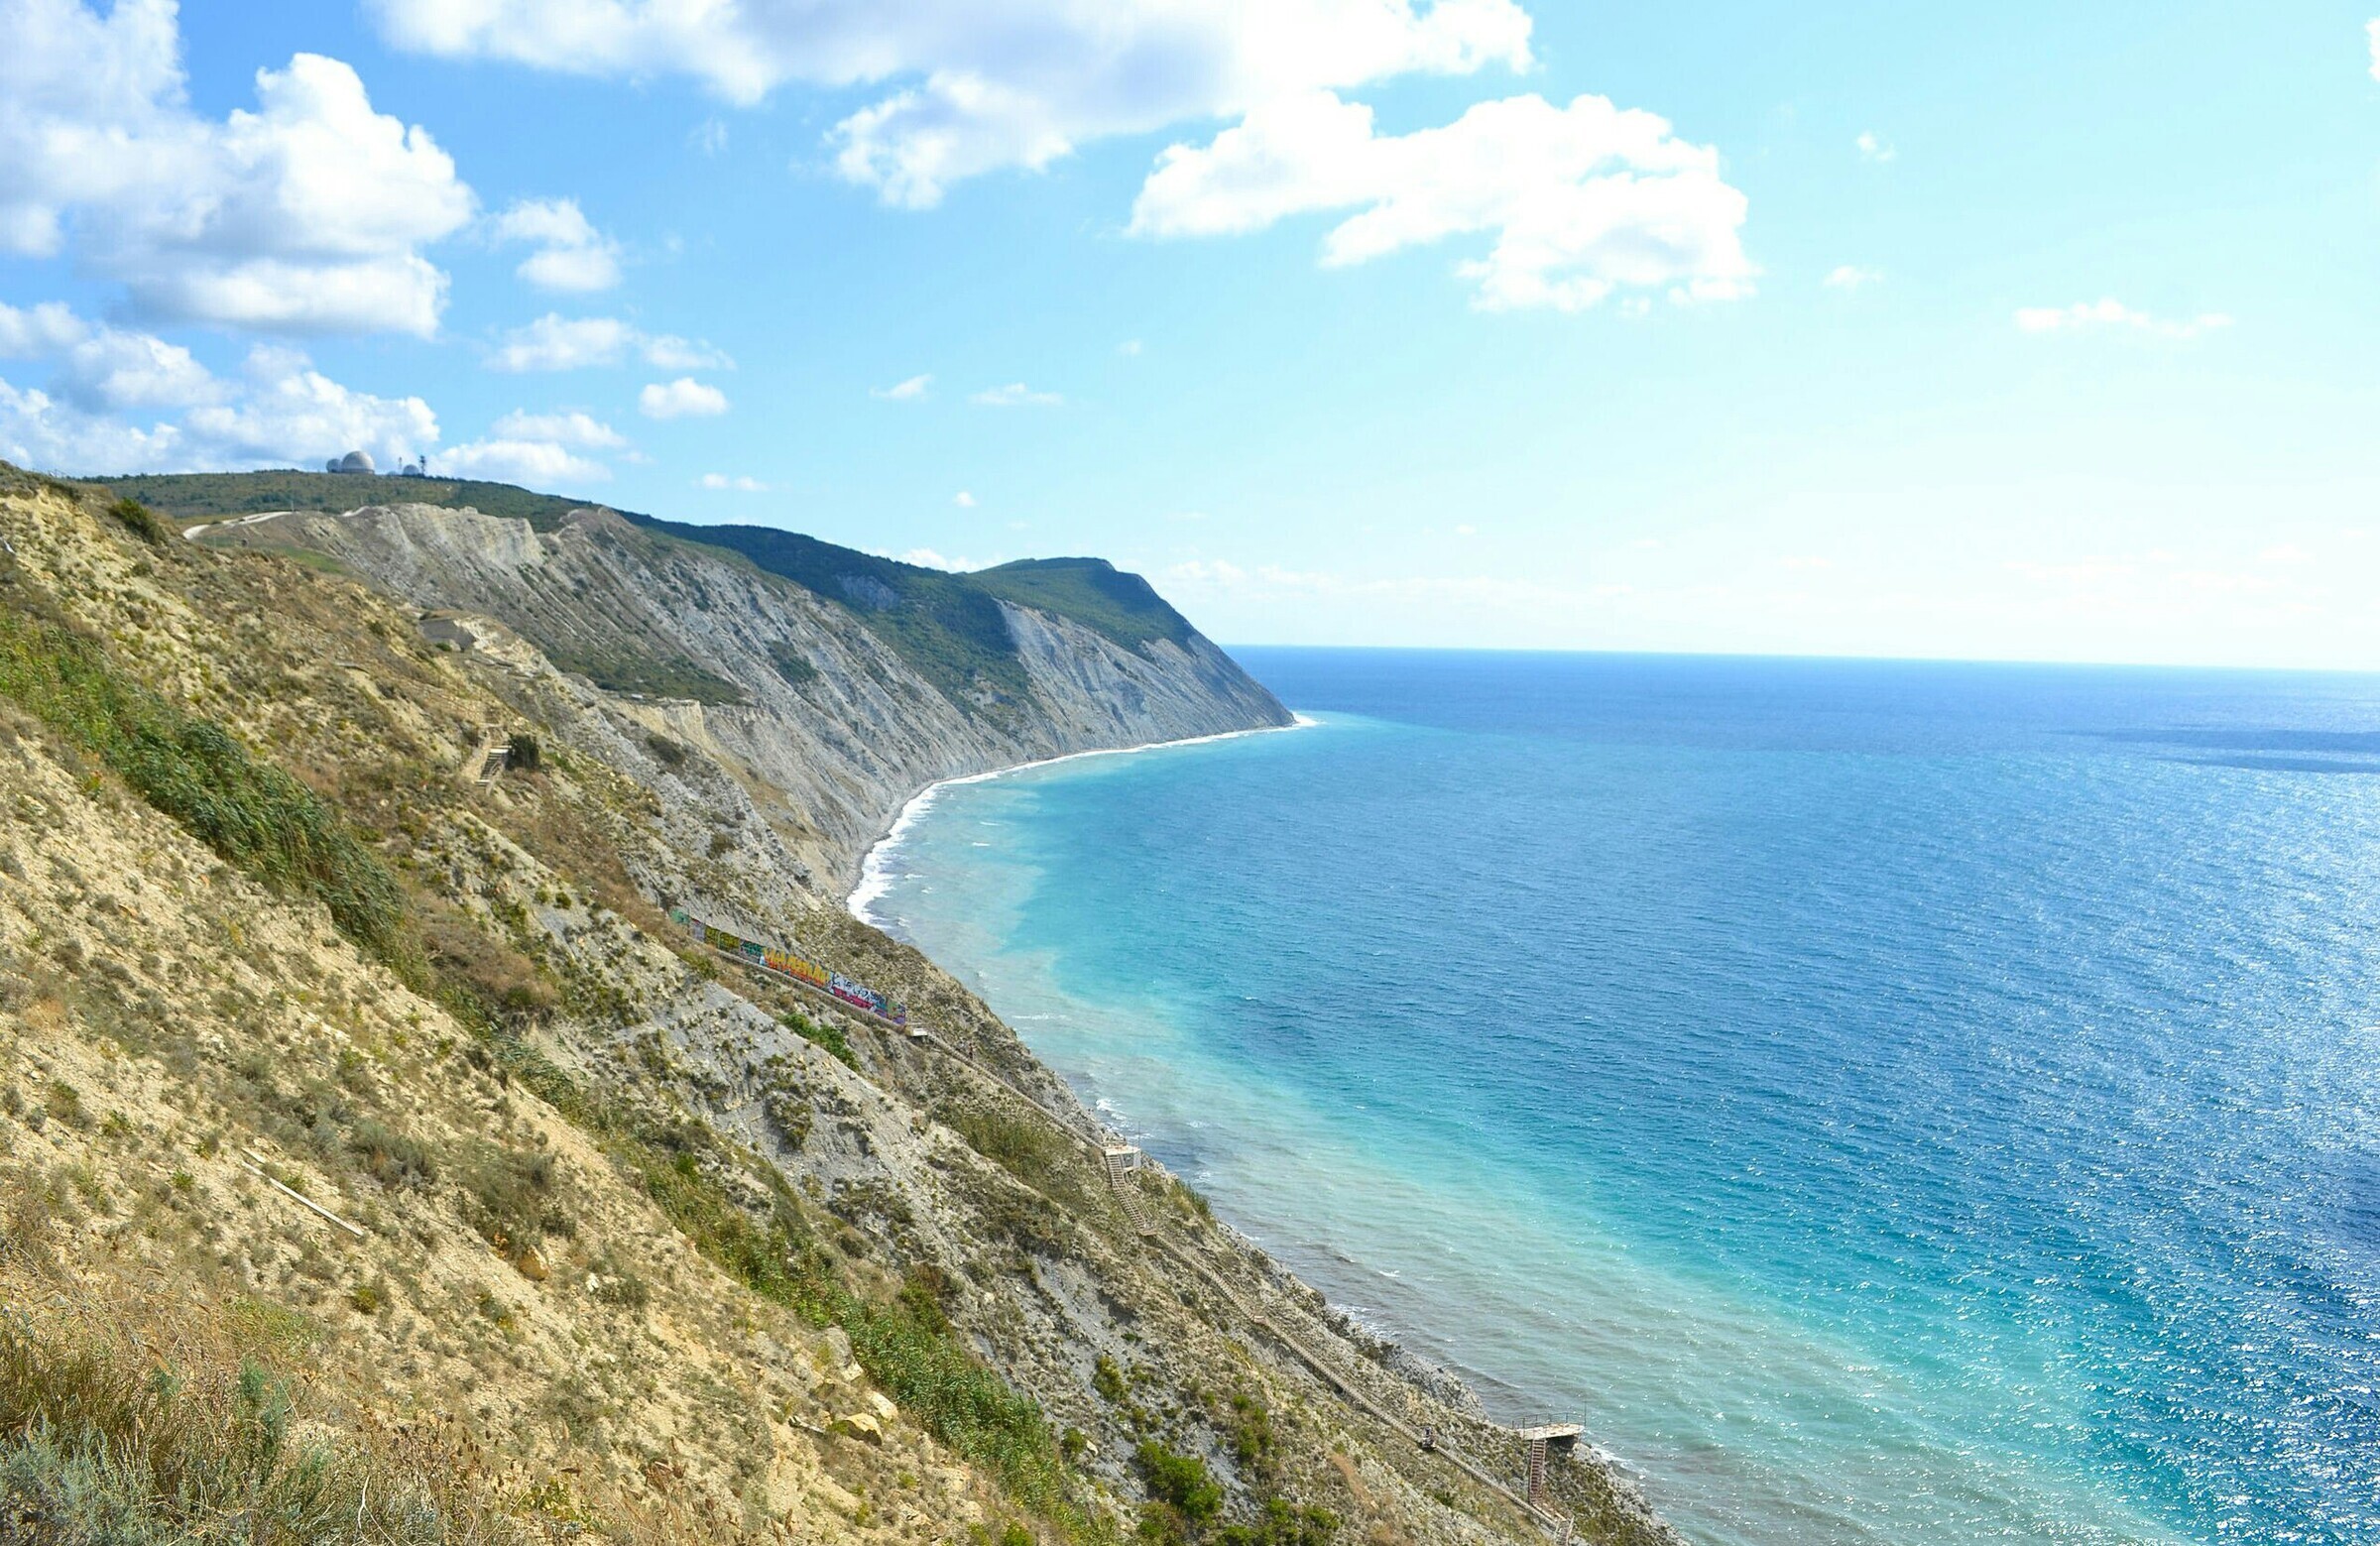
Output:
[{"xmin": 197, "ymin": 502, "xmax": 1289, "ymax": 914}]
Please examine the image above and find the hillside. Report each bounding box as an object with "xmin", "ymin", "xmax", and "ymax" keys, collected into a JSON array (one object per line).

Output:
[
  {"xmin": 90, "ymin": 472, "xmax": 1233, "ymax": 741},
  {"xmin": 0, "ymin": 466, "xmax": 1681, "ymax": 1546}
]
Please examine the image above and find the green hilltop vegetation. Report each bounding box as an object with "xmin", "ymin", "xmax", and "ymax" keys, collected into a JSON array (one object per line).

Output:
[
  {"xmin": 86, "ymin": 469, "xmax": 605, "ymax": 534},
  {"xmin": 99, "ymin": 470, "xmax": 1207, "ymax": 715}
]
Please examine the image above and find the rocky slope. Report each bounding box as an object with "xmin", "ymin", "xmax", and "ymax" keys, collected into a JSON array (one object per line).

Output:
[
  {"xmin": 186, "ymin": 498, "xmax": 1289, "ymax": 910},
  {"xmin": 0, "ymin": 466, "xmax": 1681, "ymax": 1546}
]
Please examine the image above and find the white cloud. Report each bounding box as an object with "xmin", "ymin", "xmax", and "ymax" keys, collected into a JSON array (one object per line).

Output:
[
  {"xmin": 970, "ymin": 381, "xmax": 1061, "ymax": 408},
  {"xmin": 0, "ymin": 301, "xmax": 215, "ymax": 412},
  {"xmin": 58, "ymin": 326, "xmax": 217, "ymax": 411},
  {"xmin": 1130, "ymin": 90, "xmax": 1753, "ymax": 311},
  {"xmin": 1824, "ymin": 264, "xmax": 1882, "ymax": 292},
  {"xmin": 1164, "ymin": 556, "xmax": 1583, "ymax": 612},
  {"xmin": 641, "ymin": 333, "xmax": 733, "ymax": 371},
  {"xmin": 873, "ymin": 373, "xmax": 932, "ymax": 401},
  {"xmin": 690, "ymin": 116, "xmax": 728, "ymax": 155},
  {"xmin": 490, "ymin": 409, "xmax": 624, "ymax": 448},
  {"xmin": 2368, "ymin": 19, "xmax": 2380, "ymax": 81},
  {"xmin": 1854, "ymin": 131, "xmax": 1894, "ymax": 163},
  {"xmin": 182, "ymin": 345, "xmax": 437, "ymax": 467},
  {"xmin": 437, "ymin": 436, "xmax": 610, "ymax": 486},
  {"xmin": 697, "ymin": 472, "xmax": 768, "ymax": 491},
  {"xmin": 489, "ymin": 313, "xmax": 630, "ymax": 371},
  {"xmin": 1118, "ymin": 338, "xmax": 1142, "ymax": 357},
  {"xmin": 639, "ymin": 377, "xmax": 728, "ymax": 417},
  {"xmin": 0, "ymin": 330, "xmax": 436, "ymax": 476},
  {"xmin": 490, "ymin": 196, "xmax": 621, "ymax": 292},
  {"xmin": 0, "ymin": 301, "xmax": 86, "ymax": 356},
  {"xmin": 2, "ymin": 10, "xmax": 476, "ymax": 335},
  {"xmin": 896, "ymin": 547, "xmax": 984, "ymax": 571},
  {"xmin": 368, "ymin": 0, "xmax": 1533, "ymax": 207},
  {"xmin": 488, "ymin": 312, "xmax": 734, "ymax": 372},
  {"xmin": 953, "ymin": 490, "xmax": 977, "ymax": 508},
  {"xmin": 0, "ymin": 380, "xmax": 182, "ymax": 475},
  {"xmin": 2014, "ymin": 298, "xmax": 2231, "ymax": 339}
]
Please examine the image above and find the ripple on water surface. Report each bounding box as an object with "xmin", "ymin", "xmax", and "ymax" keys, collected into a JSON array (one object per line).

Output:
[{"xmin": 860, "ymin": 652, "xmax": 2380, "ymax": 1546}]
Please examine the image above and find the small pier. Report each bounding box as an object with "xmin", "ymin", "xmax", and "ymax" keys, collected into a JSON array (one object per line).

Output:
[{"xmin": 1513, "ymin": 1423, "xmax": 1582, "ymax": 1506}]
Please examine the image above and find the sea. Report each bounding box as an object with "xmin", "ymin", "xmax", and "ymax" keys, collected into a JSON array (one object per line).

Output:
[{"xmin": 851, "ymin": 649, "xmax": 2380, "ymax": 1546}]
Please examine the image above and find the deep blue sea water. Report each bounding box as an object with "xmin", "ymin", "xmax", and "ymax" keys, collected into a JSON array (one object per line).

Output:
[{"xmin": 855, "ymin": 650, "xmax": 2380, "ymax": 1546}]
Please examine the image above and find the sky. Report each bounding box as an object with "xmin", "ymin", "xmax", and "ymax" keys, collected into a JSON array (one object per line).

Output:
[{"xmin": 3, "ymin": 2, "xmax": 2379, "ymax": 667}]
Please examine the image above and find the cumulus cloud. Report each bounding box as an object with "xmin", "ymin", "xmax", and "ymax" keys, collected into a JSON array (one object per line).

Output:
[
  {"xmin": 490, "ymin": 409, "xmax": 625, "ymax": 447},
  {"xmin": 873, "ymin": 373, "xmax": 932, "ymax": 401},
  {"xmin": 970, "ymin": 382, "xmax": 1061, "ymax": 408},
  {"xmin": 0, "ymin": 301, "xmax": 215, "ymax": 412},
  {"xmin": 1825, "ymin": 265, "xmax": 1882, "ymax": 291},
  {"xmin": 488, "ymin": 312, "xmax": 734, "ymax": 372},
  {"xmin": 2, "ymin": 8, "xmax": 476, "ymax": 334},
  {"xmin": 437, "ymin": 435, "xmax": 609, "ymax": 485},
  {"xmin": 367, "ymin": 0, "xmax": 1533, "ymax": 207},
  {"xmin": 697, "ymin": 472, "xmax": 768, "ymax": 491},
  {"xmin": 183, "ymin": 345, "xmax": 438, "ymax": 465},
  {"xmin": 490, "ymin": 196, "xmax": 621, "ymax": 292},
  {"xmin": 0, "ymin": 301, "xmax": 85, "ymax": 356},
  {"xmin": 2014, "ymin": 298, "xmax": 2231, "ymax": 338},
  {"xmin": 639, "ymin": 377, "xmax": 728, "ymax": 417},
  {"xmin": 896, "ymin": 547, "xmax": 986, "ymax": 571},
  {"xmin": 2369, "ymin": 19, "xmax": 2380, "ymax": 81},
  {"xmin": 953, "ymin": 490, "xmax": 977, "ymax": 508},
  {"xmin": 1130, "ymin": 90, "xmax": 1753, "ymax": 311},
  {"xmin": 0, "ymin": 342, "xmax": 436, "ymax": 476},
  {"xmin": 1854, "ymin": 131, "xmax": 1894, "ymax": 163}
]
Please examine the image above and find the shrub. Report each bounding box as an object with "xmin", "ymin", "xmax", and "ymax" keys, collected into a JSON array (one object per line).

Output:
[
  {"xmin": 461, "ymin": 1143, "xmax": 566, "ymax": 1259},
  {"xmin": 105, "ymin": 496, "xmax": 173, "ymax": 545},
  {"xmin": 347, "ymin": 1120, "xmax": 437, "ymax": 1190},
  {"xmin": 785, "ymin": 1011, "xmax": 855, "ymax": 1069},
  {"xmin": 1135, "ymin": 1443, "xmax": 1223, "ymax": 1541}
]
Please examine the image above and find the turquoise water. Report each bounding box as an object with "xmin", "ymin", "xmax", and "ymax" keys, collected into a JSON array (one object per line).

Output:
[{"xmin": 855, "ymin": 651, "xmax": 2380, "ymax": 1546}]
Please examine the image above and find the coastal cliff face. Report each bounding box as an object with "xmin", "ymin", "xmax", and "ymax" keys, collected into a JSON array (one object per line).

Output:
[
  {"xmin": 192, "ymin": 500, "xmax": 1290, "ymax": 915},
  {"xmin": 0, "ymin": 467, "xmax": 1679, "ymax": 1546}
]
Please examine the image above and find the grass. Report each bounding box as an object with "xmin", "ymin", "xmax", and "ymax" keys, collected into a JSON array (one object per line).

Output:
[
  {"xmin": 0, "ymin": 1312, "xmax": 531, "ymax": 1545},
  {"xmin": 0, "ymin": 600, "xmax": 405, "ymax": 955},
  {"xmin": 945, "ymin": 1103, "xmax": 1068, "ymax": 1190},
  {"xmin": 476, "ymin": 1030, "xmax": 1106, "ymax": 1540}
]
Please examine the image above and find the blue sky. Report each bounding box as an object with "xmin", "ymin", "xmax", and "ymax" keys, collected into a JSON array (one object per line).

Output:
[{"xmin": 3, "ymin": 2, "xmax": 2379, "ymax": 667}]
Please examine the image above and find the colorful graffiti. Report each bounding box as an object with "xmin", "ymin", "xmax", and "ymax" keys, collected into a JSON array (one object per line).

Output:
[{"xmin": 668, "ymin": 907, "xmax": 905, "ymax": 1023}]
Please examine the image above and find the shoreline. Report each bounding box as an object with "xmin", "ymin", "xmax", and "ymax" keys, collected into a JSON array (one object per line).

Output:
[{"xmin": 845, "ymin": 713, "xmax": 1316, "ymax": 926}]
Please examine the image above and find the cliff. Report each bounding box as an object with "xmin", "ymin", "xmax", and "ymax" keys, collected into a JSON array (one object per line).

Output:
[
  {"xmin": 0, "ymin": 466, "xmax": 1679, "ymax": 1546},
  {"xmin": 179, "ymin": 496, "xmax": 1289, "ymax": 913}
]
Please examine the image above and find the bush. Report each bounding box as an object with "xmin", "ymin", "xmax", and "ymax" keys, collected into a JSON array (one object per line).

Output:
[
  {"xmin": 461, "ymin": 1143, "xmax": 566, "ymax": 1259},
  {"xmin": 347, "ymin": 1120, "xmax": 436, "ymax": 1190},
  {"xmin": 1135, "ymin": 1444, "xmax": 1223, "ymax": 1543},
  {"xmin": 785, "ymin": 1011, "xmax": 855, "ymax": 1069},
  {"xmin": 105, "ymin": 496, "xmax": 173, "ymax": 546},
  {"xmin": 1213, "ymin": 1500, "xmax": 1339, "ymax": 1546}
]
